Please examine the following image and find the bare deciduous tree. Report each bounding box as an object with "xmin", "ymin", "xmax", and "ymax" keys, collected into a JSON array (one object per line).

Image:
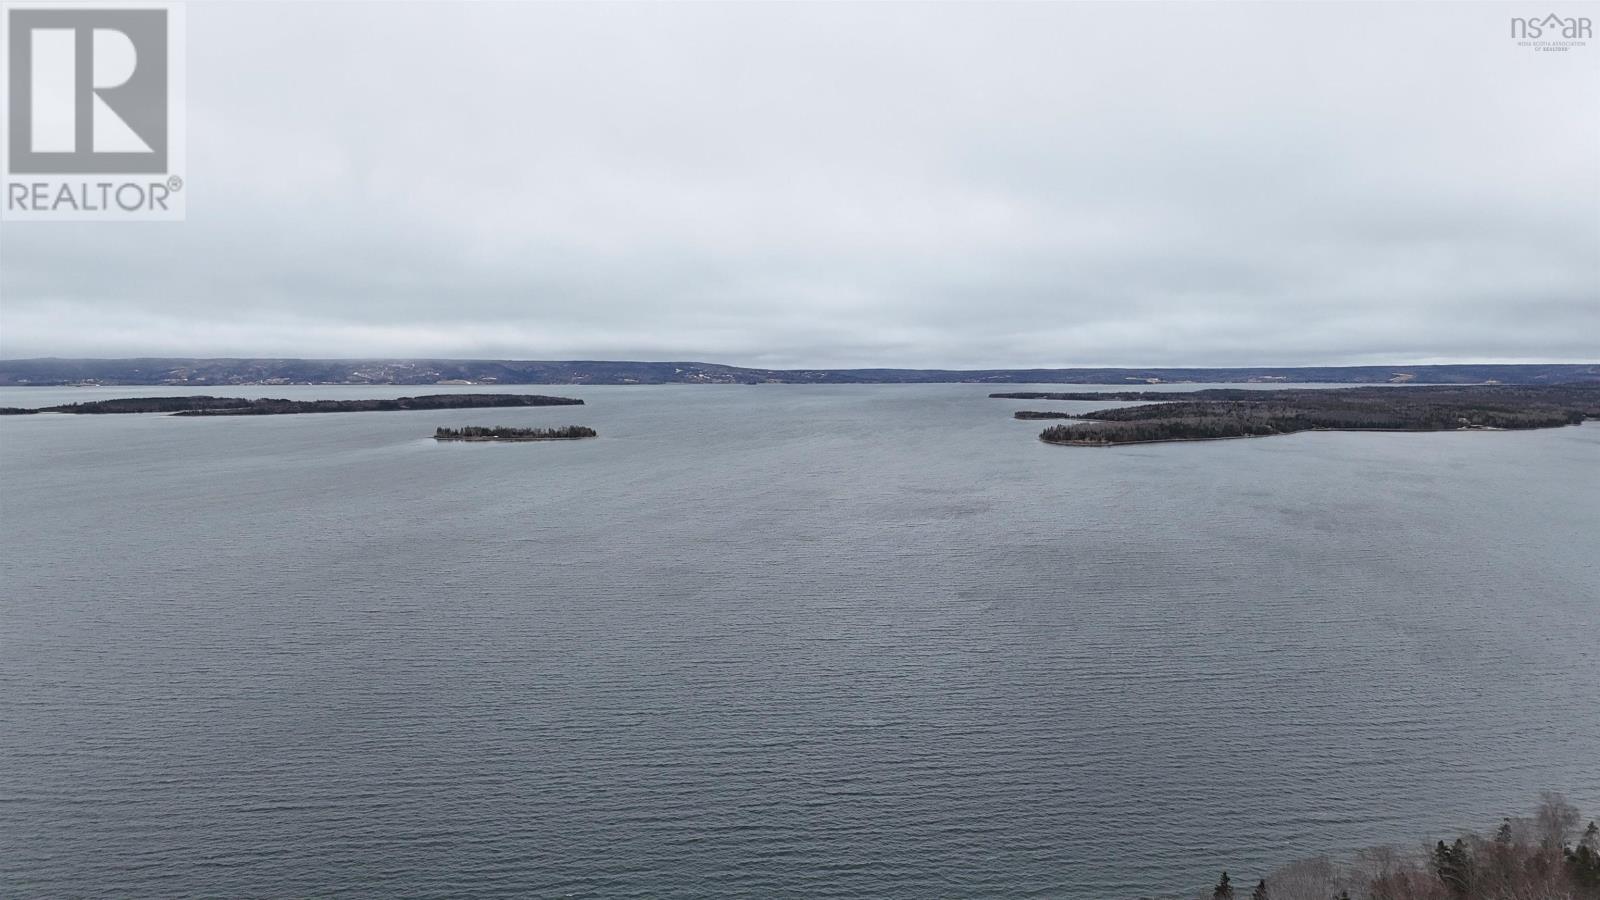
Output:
[{"xmin": 1539, "ymin": 792, "xmax": 1583, "ymax": 851}]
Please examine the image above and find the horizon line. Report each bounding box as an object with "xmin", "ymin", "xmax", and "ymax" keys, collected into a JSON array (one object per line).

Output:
[{"xmin": 3, "ymin": 356, "xmax": 1599, "ymax": 370}]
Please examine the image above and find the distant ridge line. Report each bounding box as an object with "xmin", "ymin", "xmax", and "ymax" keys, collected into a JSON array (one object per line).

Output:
[{"xmin": 1, "ymin": 358, "xmax": 1596, "ymax": 387}]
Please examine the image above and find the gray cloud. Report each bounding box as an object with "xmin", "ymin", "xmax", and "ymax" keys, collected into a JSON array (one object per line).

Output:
[{"xmin": 2, "ymin": 1, "xmax": 1596, "ymax": 366}]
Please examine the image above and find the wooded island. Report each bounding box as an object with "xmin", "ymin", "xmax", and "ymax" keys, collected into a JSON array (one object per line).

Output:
[
  {"xmin": 999, "ymin": 385, "xmax": 1600, "ymax": 446},
  {"xmin": 0, "ymin": 393, "xmax": 583, "ymax": 416},
  {"xmin": 434, "ymin": 426, "xmax": 597, "ymax": 441}
]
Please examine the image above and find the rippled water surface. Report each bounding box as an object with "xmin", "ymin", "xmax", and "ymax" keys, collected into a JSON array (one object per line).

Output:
[{"xmin": 2, "ymin": 384, "xmax": 1597, "ymax": 898}]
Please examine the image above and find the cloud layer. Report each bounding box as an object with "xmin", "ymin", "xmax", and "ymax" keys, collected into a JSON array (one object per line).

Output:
[{"xmin": 2, "ymin": 2, "xmax": 1596, "ymax": 366}]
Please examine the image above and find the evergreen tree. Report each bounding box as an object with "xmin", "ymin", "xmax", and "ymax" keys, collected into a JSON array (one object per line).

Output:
[
  {"xmin": 1496, "ymin": 819, "xmax": 1514, "ymax": 845},
  {"xmin": 1250, "ymin": 878, "xmax": 1269, "ymax": 900},
  {"xmin": 1431, "ymin": 838, "xmax": 1473, "ymax": 898},
  {"xmin": 1212, "ymin": 871, "xmax": 1233, "ymax": 900},
  {"xmin": 1569, "ymin": 822, "xmax": 1600, "ymax": 893}
]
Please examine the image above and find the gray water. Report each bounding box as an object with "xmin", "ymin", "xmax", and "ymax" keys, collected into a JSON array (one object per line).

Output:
[{"xmin": 1, "ymin": 383, "xmax": 1597, "ymax": 899}]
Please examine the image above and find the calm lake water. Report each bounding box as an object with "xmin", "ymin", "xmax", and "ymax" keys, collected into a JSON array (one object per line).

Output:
[{"xmin": 2, "ymin": 384, "xmax": 1597, "ymax": 898}]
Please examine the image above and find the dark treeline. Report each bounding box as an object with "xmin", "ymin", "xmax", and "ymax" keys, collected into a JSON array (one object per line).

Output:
[
  {"xmin": 1002, "ymin": 385, "xmax": 1600, "ymax": 408},
  {"xmin": 994, "ymin": 391, "xmax": 1165, "ymax": 400},
  {"xmin": 1036, "ymin": 385, "xmax": 1600, "ymax": 445},
  {"xmin": 1191, "ymin": 794, "xmax": 1599, "ymax": 900},
  {"xmin": 434, "ymin": 425, "xmax": 596, "ymax": 441},
  {"xmin": 174, "ymin": 394, "xmax": 584, "ymax": 416},
  {"xmin": 0, "ymin": 393, "xmax": 583, "ymax": 416},
  {"xmin": 1043, "ymin": 417, "xmax": 1284, "ymax": 444},
  {"xmin": 1020, "ymin": 385, "xmax": 1600, "ymax": 409},
  {"xmin": 35, "ymin": 396, "xmax": 257, "ymax": 414},
  {"xmin": 1014, "ymin": 410, "xmax": 1079, "ymax": 419}
]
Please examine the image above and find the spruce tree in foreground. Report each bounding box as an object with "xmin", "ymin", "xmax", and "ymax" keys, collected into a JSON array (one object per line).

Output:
[
  {"xmin": 1212, "ymin": 871, "xmax": 1233, "ymax": 900},
  {"xmin": 1250, "ymin": 878, "xmax": 1268, "ymax": 900},
  {"xmin": 1496, "ymin": 819, "xmax": 1514, "ymax": 845},
  {"xmin": 1569, "ymin": 821, "xmax": 1600, "ymax": 892},
  {"xmin": 1431, "ymin": 837, "xmax": 1474, "ymax": 898}
]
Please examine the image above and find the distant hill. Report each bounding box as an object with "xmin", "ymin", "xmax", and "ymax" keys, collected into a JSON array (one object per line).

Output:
[{"xmin": 0, "ymin": 358, "xmax": 1595, "ymax": 387}]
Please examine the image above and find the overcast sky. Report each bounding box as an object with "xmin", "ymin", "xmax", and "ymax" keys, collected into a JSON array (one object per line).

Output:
[{"xmin": 1, "ymin": 1, "xmax": 1596, "ymax": 367}]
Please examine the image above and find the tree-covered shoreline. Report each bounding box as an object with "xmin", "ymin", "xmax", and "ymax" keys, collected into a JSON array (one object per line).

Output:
[{"xmin": 1194, "ymin": 794, "xmax": 1598, "ymax": 900}]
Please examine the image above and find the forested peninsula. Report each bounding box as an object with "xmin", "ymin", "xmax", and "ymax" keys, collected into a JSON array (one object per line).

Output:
[
  {"xmin": 0, "ymin": 393, "xmax": 583, "ymax": 416},
  {"xmin": 999, "ymin": 385, "xmax": 1600, "ymax": 446}
]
